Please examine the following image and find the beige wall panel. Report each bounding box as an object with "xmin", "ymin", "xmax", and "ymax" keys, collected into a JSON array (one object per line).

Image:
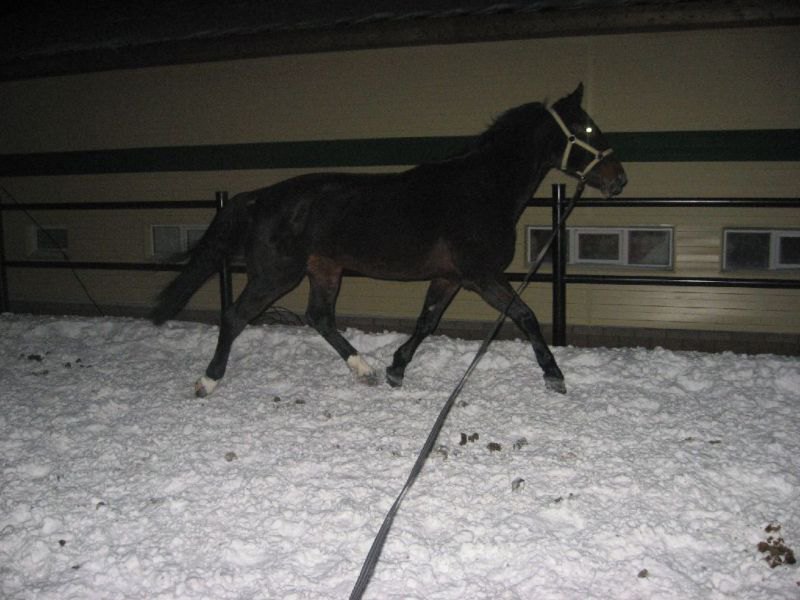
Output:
[
  {"xmin": 583, "ymin": 286, "xmax": 800, "ymax": 332},
  {"xmin": 3, "ymin": 208, "xmax": 215, "ymax": 262},
  {"xmin": 0, "ymin": 167, "xmax": 403, "ymax": 205},
  {"xmin": 539, "ymin": 163, "xmax": 800, "ymax": 201},
  {"xmin": 0, "ymin": 38, "xmax": 588, "ymax": 152},
  {"xmin": 588, "ymin": 25, "xmax": 800, "ymax": 131},
  {"xmin": 2, "ymin": 26, "xmax": 797, "ymax": 154},
  {"xmin": 7, "ymin": 268, "xmax": 217, "ymax": 310}
]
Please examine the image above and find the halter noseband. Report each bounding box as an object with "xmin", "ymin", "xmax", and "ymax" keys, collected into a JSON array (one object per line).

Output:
[{"xmin": 547, "ymin": 106, "xmax": 613, "ymax": 181}]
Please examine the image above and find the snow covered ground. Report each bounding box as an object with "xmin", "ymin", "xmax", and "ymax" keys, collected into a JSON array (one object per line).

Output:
[{"xmin": 1, "ymin": 313, "xmax": 798, "ymax": 599}]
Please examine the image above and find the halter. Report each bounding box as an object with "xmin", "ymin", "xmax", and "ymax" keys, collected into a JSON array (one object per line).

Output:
[{"xmin": 547, "ymin": 106, "xmax": 614, "ymax": 181}]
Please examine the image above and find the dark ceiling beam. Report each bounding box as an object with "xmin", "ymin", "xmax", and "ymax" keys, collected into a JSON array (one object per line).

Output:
[{"xmin": 2, "ymin": 0, "xmax": 798, "ymax": 81}]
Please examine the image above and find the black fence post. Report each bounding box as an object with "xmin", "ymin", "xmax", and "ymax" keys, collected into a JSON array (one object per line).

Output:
[
  {"xmin": 215, "ymin": 191, "xmax": 234, "ymax": 313},
  {"xmin": 0, "ymin": 195, "xmax": 8, "ymax": 313},
  {"xmin": 551, "ymin": 183, "xmax": 567, "ymax": 346}
]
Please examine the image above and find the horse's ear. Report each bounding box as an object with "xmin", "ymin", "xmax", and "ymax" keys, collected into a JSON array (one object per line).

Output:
[{"xmin": 567, "ymin": 82, "xmax": 584, "ymax": 106}]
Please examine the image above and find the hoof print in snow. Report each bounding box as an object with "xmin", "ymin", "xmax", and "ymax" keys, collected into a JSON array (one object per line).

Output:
[
  {"xmin": 553, "ymin": 493, "xmax": 577, "ymax": 505},
  {"xmin": 758, "ymin": 523, "xmax": 796, "ymax": 568},
  {"xmin": 511, "ymin": 478, "xmax": 525, "ymax": 492},
  {"xmin": 435, "ymin": 445, "xmax": 449, "ymax": 460},
  {"xmin": 637, "ymin": 568, "xmax": 649, "ymax": 578},
  {"xmin": 459, "ymin": 432, "xmax": 479, "ymax": 446},
  {"xmin": 486, "ymin": 442, "xmax": 502, "ymax": 453},
  {"xmin": 512, "ymin": 437, "xmax": 528, "ymax": 450},
  {"xmin": 357, "ymin": 371, "xmax": 379, "ymax": 386},
  {"xmin": 224, "ymin": 451, "xmax": 238, "ymax": 462}
]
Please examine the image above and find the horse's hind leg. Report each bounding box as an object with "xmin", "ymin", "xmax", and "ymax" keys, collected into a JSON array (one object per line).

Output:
[
  {"xmin": 197, "ymin": 273, "xmax": 301, "ymax": 397},
  {"xmin": 468, "ymin": 275, "xmax": 566, "ymax": 394},
  {"xmin": 387, "ymin": 278, "xmax": 460, "ymax": 387},
  {"xmin": 305, "ymin": 256, "xmax": 376, "ymax": 384}
]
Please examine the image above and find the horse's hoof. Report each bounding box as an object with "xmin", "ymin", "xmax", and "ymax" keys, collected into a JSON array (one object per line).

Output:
[
  {"xmin": 385, "ymin": 369, "xmax": 404, "ymax": 388},
  {"xmin": 195, "ymin": 375, "xmax": 219, "ymax": 397},
  {"xmin": 544, "ymin": 376, "xmax": 567, "ymax": 394},
  {"xmin": 347, "ymin": 354, "xmax": 378, "ymax": 385}
]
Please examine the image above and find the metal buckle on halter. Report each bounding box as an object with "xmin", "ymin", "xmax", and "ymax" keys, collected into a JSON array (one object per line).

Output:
[{"xmin": 547, "ymin": 106, "xmax": 613, "ymax": 181}]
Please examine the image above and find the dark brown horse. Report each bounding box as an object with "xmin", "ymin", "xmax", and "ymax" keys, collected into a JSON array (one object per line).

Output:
[{"xmin": 150, "ymin": 84, "xmax": 626, "ymax": 397}]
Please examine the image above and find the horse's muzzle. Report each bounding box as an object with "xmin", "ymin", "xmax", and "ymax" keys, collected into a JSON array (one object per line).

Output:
[{"xmin": 603, "ymin": 171, "xmax": 628, "ymax": 197}]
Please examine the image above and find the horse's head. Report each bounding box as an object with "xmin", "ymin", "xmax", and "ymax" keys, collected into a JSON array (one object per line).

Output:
[{"xmin": 548, "ymin": 83, "xmax": 627, "ymax": 198}]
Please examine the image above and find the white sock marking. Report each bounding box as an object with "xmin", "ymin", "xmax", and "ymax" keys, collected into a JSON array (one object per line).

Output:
[
  {"xmin": 347, "ymin": 354, "xmax": 373, "ymax": 378},
  {"xmin": 195, "ymin": 375, "xmax": 218, "ymax": 396}
]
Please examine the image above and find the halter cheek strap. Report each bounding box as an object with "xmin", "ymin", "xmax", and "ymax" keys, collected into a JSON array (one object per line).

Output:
[{"xmin": 547, "ymin": 106, "xmax": 614, "ymax": 181}]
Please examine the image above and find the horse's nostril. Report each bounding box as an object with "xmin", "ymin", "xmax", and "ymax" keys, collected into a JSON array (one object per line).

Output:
[
  {"xmin": 608, "ymin": 172, "xmax": 627, "ymax": 196},
  {"xmin": 604, "ymin": 171, "xmax": 627, "ymax": 197}
]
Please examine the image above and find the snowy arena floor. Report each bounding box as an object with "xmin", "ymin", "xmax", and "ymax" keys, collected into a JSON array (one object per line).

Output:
[{"xmin": 1, "ymin": 313, "xmax": 798, "ymax": 599}]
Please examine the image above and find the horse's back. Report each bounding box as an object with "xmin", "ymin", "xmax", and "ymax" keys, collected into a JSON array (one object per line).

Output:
[{"xmin": 244, "ymin": 171, "xmax": 458, "ymax": 279}]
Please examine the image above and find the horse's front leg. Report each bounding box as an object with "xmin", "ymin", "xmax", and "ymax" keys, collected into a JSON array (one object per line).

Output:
[
  {"xmin": 387, "ymin": 278, "xmax": 459, "ymax": 387},
  {"xmin": 468, "ymin": 275, "xmax": 566, "ymax": 394}
]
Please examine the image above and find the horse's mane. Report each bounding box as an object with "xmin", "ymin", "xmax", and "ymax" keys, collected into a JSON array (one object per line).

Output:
[
  {"xmin": 424, "ymin": 101, "xmax": 550, "ymax": 165},
  {"xmin": 472, "ymin": 101, "xmax": 548, "ymax": 151}
]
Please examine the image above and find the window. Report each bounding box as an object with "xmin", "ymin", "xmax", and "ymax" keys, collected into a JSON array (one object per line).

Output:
[
  {"xmin": 29, "ymin": 226, "xmax": 68, "ymax": 257},
  {"xmin": 574, "ymin": 229, "xmax": 623, "ymax": 264},
  {"xmin": 527, "ymin": 228, "xmax": 560, "ymax": 264},
  {"xmin": 526, "ymin": 226, "xmax": 673, "ymax": 269},
  {"xmin": 723, "ymin": 229, "xmax": 800, "ymax": 271},
  {"xmin": 627, "ymin": 229, "xmax": 673, "ymax": 267},
  {"xmin": 151, "ymin": 224, "xmax": 207, "ymax": 258}
]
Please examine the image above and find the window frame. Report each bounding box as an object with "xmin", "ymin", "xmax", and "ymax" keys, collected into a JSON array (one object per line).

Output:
[
  {"xmin": 526, "ymin": 225, "xmax": 674, "ymax": 269},
  {"xmin": 526, "ymin": 226, "xmax": 559, "ymax": 265},
  {"xmin": 723, "ymin": 228, "xmax": 800, "ymax": 271},
  {"xmin": 774, "ymin": 230, "xmax": 800, "ymax": 270},
  {"xmin": 625, "ymin": 227, "xmax": 675, "ymax": 269},
  {"xmin": 150, "ymin": 224, "xmax": 208, "ymax": 259},
  {"xmin": 28, "ymin": 225, "xmax": 69, "ymax": 258},
  {"xmin": 572, "ymin": 227, "xmax": 625, "ymax": 266}
]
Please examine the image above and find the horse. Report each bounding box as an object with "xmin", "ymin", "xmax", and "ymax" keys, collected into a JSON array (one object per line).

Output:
[{"xmin": 150, "ymin": 83, "xmax": 627, "ymax": 397}]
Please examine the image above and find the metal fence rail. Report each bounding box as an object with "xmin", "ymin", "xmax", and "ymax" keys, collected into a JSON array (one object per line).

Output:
[{"xmin": 2, "ymin": 191, "xmax": 799, "ymax": 344}]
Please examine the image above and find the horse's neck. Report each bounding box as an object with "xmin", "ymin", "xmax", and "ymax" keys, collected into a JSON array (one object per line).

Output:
[
  {"xmin": 518, "ymin": 162, "xmax": 551, "ymax": 220},
  {"xmin": 480, "ymin": 141, "xmax": 553, "ymax": 222}
]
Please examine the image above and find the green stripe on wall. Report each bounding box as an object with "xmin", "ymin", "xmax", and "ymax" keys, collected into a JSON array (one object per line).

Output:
[
  {"xmin": 1, "ymin": 130, "xmax": 797, "ymax": 176},
  {"xmin": 0, "ymin": 137, "xmax": 470, "ymax": 177},
  {"xmin": 609, "ymin": 130, "xmax": 800, "ymax": 162}
]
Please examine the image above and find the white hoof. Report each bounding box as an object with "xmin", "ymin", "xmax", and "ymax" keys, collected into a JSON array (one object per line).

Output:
[
  {"xmin": 347, "ymin": 354, "xmax": 378, "ymax": 385},
  {"xmin": 195, "ymin": 375, "xmax": 219, "ymax": 397}
]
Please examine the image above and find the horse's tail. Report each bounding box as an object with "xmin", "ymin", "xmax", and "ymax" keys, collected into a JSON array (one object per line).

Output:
[{"xmin": 149, "ymin": 193, "xmax": 251, "ymax": 325}]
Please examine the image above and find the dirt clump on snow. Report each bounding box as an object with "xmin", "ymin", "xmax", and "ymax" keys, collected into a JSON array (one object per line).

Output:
[{"xmin": 757, "ymin": 523, "xmax": 796, "ymax": 568}]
